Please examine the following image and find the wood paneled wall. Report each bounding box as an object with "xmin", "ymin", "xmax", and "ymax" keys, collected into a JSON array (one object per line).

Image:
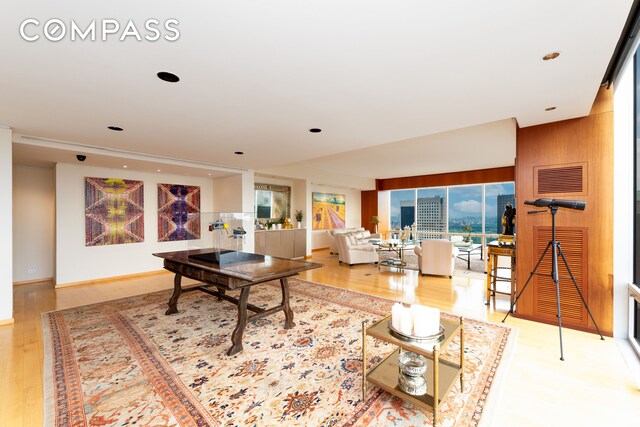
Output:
[
  {"xmin": 361, "ymin": 190, "xmax": 378, "ymax": 233},
  {"xmin": 376, "ymin": 166, "xmax": 515, "ymax": 191},
  {"xmin": 515, "ymin": 87, "xmax": 614, "ymax": 336}
]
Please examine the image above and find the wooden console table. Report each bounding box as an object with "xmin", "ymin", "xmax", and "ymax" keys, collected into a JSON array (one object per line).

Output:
[{"xmin": 153, "ymin": 249, "xmax": 321, "ymax": 355}]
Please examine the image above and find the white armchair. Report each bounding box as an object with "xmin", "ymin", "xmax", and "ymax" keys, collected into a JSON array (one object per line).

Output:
[
  {"xmin": 336, "ymin": 234, "xmax": 378, "ymax": 266},
  {"xmin": 413, "ymin": 239, "xmax": 459, "ymax": 277}
]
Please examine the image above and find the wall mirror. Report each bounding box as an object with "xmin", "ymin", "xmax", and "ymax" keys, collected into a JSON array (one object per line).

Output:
[{"xmin": 254, "ymin": 183, "xmax": 291, "ymax": 220}]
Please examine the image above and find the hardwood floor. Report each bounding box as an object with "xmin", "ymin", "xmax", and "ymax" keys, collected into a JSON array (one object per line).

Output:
[{"xmin": 1, "ymin": 249, "xmax": 639, "ymax": 426}]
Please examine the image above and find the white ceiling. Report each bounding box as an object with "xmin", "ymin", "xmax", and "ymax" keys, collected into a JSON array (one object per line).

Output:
[{"xmin": 1, "ymin": 1, "xmax": 633, "ymax": 183}]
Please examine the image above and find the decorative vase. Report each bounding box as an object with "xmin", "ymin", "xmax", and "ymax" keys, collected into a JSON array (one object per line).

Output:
[{"xmin": 297, "ymin": 221, "xmax": 302, "ymax": 228}]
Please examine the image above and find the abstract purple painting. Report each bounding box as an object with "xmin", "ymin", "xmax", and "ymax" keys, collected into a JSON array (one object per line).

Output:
[{"xmin": 157, "ymin": 184, "xmax": 201, "ymax": 242}]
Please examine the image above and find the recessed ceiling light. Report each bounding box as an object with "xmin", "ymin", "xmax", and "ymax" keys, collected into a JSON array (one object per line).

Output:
[
  {"xmin": 309, "ymin": 128, "xmax": 322, "ymax": 133},
  {"xmin": 234, "ymin": 151, "xmax": 244, "ymax": 155},
  {"xmin": 156, "ymin": 169, "xmax": 161, "ymax": 172},
  {"xmin": 208, "ymin": 173, "xmax": 212, "ymax": 176},
  {"xmin": 157, "ymin": 71, "xmax": 180, "ymax": 82},
  {"xmin": 542, "ymin": 52, "xmax": 560, "ymax": 61},
  {"xmin": 108, "ymin": 126, "xmax": 123, "ymax": 131},
  {"xmin": 123, "ymin": 165, "xmax": 128, "ymax": 168},
  {"xmin": 545, "ymin": 106, "xmax": 557, "ymax": 111}
]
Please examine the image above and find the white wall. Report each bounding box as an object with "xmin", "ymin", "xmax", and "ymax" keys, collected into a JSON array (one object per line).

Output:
[
  {"xmin": 13, "ymin": 166, "xmax": 55, "ymax": 282},
  {"xmin": 55, "ymin": 163, "xmax": 214, "ymax": 285},
  {"xmin": 0, "ymin": 128, "xmax": 13, "ymax": 322},
  {"xmin": 213, "ymin": 174, "xmax": 243, "ymax": 212},
  {"xmin": 613, "ymin": 54, "xmax": 636, "ymax": 338},
  {"xmin": 210, "ymin": 172, "xmax": 256, "ymax": 252},
  {"xmin": 310, "ymin": 185, "xmax": 362, "ymax": 250}
]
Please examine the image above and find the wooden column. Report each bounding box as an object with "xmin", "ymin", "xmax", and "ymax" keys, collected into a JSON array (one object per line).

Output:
[
  {"xmin": 514, "ymin": 87, "xmax": 614, "ymax": 336},
  {"xmin": 361, "ymin": 190, "xmax": 378, "ymax": 233}
]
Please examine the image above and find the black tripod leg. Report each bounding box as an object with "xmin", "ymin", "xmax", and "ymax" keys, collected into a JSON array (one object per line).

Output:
[
  {"xmin": 557, "ymin": 245, "xmax": 605, "ymax": 340},
  {"xmin": 552, "ymin": 244, "xmax": 565, "ymax": 361},
  {"xmin": 502, "ymin": 241, "xmax": 553, "ymax": 323}
]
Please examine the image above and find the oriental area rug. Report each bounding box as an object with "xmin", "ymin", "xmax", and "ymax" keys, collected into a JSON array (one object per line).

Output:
[{"xmin": 42, "ymin": 279, "xmax": 514, "ymax": 426}]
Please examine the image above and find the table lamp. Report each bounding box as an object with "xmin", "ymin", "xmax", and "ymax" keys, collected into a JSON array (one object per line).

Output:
[{"xmin": 371, "ymin": 216, "xmax": 380, "ymax": 234}]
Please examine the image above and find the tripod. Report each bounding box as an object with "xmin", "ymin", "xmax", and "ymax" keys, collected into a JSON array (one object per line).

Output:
[{"xmin": 501, "ymin": 204, "xmax": 604, "ymax": 361}]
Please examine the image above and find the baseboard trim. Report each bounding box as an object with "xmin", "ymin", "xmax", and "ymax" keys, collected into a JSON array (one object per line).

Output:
[
  {"xmin": 0, "ymin": 318, "xmax": 15, "ymax": 326},
  {"xmin": 55, "ymin": 270, "xmax": 170, "ymax": 289},
  {"xmin": 13, "ymin": 277, "xmax": 55, "ymax": 287}
]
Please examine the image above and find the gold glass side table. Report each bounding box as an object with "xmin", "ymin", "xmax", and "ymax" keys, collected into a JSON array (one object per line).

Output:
[
  {"xmin": 362, "ymin": 315, "xmax": 464, "ymax": 426},
  {"xmin": 377, "ymin": 240, "xmax": 414, "ymax": 273}
]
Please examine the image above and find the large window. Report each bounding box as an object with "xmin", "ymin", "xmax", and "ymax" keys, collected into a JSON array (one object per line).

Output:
[
  {"xmin": 388, "ymin": 182, "xmax": 514, "ymax": 244},
  {"xmin": 485, "ymin": 182, "xmax": 515, "ymax": 237},
  {"xmin": 390, "ymin": 189, "xmax": 415, "ymax": 230},
  {"xmin": 635, "ymin": 52, "xmax": 640, "ymax": 285},
  {"xmin": 416, "ymin": 187, "xmax": 447, "ymax": 238},
  {"xmin": 448, "ymin": 185, "xmax": 482, "ymax": 243}
]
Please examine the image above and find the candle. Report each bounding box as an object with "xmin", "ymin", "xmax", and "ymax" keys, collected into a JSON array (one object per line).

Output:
[
  {"xmin": 399, "ymin": 306, "xmax": 413, "ymax": 335},
  {"xmin": 411, "ymin": 305, "xmax": 441, "ymax": 337},
  {"xmin": 391, "ymin": 302, "xmax": 402, "ymax": 331}
]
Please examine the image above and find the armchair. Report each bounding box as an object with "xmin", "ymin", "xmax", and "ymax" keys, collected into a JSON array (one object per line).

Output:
[
  {"xmin": 413, "ymin": 239, "xmax": 459, "ymax": 278},
  {"xmin": 336, "ymin": 234, "xmax": 378, "ymax": 266}
]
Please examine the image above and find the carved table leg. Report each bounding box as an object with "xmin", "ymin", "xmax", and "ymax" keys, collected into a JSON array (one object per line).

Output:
[
  {"xmin": 165, "ymin": 273, "xmax": 183, "ymax": 315},
  {"xmin": 280, "ymin": 277, "xmax": 295, "ymax": 329},
  {"xmin": 227, "ymin": 287, "xmax": 251, "ymax": 356}
]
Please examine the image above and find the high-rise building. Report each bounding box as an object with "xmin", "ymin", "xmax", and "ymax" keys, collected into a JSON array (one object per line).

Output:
[
  {"xmin": 400, "ymin": 200, "xmax": 415, "ymax": 229},
  {"xmin": 496, "ymin": 194, "xmax": 516, "ymax": 235},
  {"xmin": 416, "ymin": 196, "xmax": 447, "ymax": 236}
]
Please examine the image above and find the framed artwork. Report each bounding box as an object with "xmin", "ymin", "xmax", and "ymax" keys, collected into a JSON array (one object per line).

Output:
[
  {"xmin": 312, "ymin": 192, "xmax": 346, "ymax": 230},
  {"xmin": 254, "ymin": 183, "xmax": 290, "ymax": 220},
  {"xmin": 85, "ymin": 177, "xmax": 144, "ymax": 246},
  {"xmin": 157, "ymin": 184, "xmax": 201, "ymax": 241}
]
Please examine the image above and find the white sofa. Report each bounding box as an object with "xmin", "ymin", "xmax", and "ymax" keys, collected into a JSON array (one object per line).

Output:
[
  {"xmin": 413, "ymin": 239, "xmax": 459, "ymax": 277},
  {"xmin": 326, "ymin": 227, "xmax": 381, "ymax": 254},
  {"xmin": 336, "ymin": 234, "xmax": 378, "ymax": 266}
]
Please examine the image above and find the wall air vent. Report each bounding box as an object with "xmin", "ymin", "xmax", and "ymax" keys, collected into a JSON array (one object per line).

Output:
[{"xmin": 534, "ymin": 162, "xmax": 587, "ymax": 196}]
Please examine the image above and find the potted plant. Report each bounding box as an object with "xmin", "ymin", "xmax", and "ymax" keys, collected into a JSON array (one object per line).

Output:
[
  {"xmin": 462, "ymin": 224, "xmax": 473, "ymax": 242},
  {"xmin": 295, "ymin": 210, "xmax": 303, "ymax": 228}
]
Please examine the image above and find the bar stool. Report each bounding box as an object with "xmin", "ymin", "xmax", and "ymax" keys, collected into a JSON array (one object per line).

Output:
[{"xmin": 485, "ymin": 241, "xmax": 516, "ymax": 306}]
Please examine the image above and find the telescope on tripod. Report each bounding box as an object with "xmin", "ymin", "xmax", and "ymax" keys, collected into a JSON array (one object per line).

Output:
[
  {"xmin": 523, "ymin": 198, "xmax": 586, "ymax": 211},
  {"xmin": 502, "ymin": 198, "xmax": 604, "ymax": 361}
]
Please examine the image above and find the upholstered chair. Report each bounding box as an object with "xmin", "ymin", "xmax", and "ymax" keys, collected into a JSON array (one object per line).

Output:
[
  {"xmin": 413, "ymin": 239, "xmax": 458, "ymax": 277},
  {"xmin": 336, "ymin": 234, "xmax": 378, "ymax": 266}
]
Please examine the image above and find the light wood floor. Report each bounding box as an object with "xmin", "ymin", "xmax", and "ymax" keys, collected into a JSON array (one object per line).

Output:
[{"xmin": 1, "ymin": 249, "xmax": 639, "ymax": 426}]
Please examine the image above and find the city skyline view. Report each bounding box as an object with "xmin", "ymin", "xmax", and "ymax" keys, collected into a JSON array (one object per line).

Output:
[{"xmin": 389, "ymin": 182, "xmax": 515, "ymax": 237}]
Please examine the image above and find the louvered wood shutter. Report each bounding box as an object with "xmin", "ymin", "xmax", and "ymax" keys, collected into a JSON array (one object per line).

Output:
[{"xmin": 532, "ymin": 226, "xmax": 588, "ymax": 326}]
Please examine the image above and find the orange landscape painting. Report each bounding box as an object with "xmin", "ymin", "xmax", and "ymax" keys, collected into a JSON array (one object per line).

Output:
[{"xmin": 312, "ymin": 192, "xmax": 346, "ymax": 230}]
